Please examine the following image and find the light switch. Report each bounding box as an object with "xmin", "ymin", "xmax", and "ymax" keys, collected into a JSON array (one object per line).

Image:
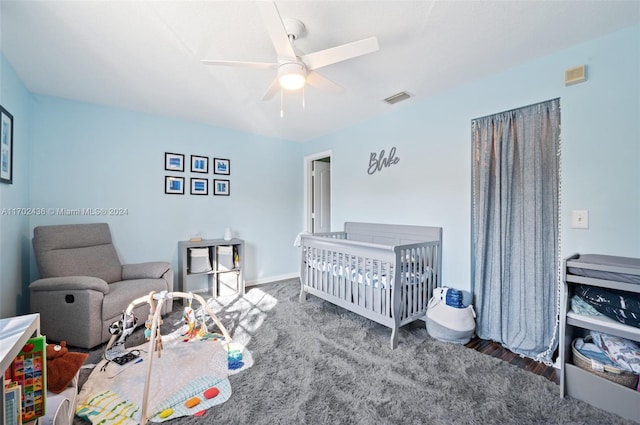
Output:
[{"xmin": 571, "ymin": 210, "xmax": 589, "ymax": 229}]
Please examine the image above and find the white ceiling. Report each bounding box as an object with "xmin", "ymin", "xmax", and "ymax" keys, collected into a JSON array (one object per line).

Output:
[{"xmin": 1, "ymin": 1, "xmax": 639, "ymax": 142}]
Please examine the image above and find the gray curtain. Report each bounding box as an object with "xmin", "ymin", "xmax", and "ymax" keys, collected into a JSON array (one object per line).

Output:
[{"xmin": 471, "ymin": 99, "xmax": 560, "ymax": 363}]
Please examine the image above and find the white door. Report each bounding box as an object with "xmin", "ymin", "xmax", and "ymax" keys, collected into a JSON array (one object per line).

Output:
[{"xmin": 312, "ymin": 160, "xmax": 331, "ymax": 233}]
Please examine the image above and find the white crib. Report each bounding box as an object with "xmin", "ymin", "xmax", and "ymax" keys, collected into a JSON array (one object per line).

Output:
[{"xmin": 299, "ymin": 222, "xmax": 442, "ymax": 349}]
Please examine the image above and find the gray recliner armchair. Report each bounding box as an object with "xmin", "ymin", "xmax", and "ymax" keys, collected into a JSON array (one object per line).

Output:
[{"xmin": 30, "ymin": 223, "xmax": 173, "ymax": 349}]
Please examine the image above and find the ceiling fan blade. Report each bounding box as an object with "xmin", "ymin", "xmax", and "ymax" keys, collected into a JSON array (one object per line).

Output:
[
  {"xmin": 306, "ymin": 71, "xmax": 344, "ymax": 94},
  {"xmin": 256, "ymin": 1, "xmax": 297, "ymax": 61},
  {"xmin": 261, "ymin": 77, "xmax": 281, "ymax": 101},
  {"xmin": 300, "ymin": 37, "xmax": 379, "ymax": 71},
  {"xmin": 201, "ymin": 59, "xmax": 277, "ymax": 69}
]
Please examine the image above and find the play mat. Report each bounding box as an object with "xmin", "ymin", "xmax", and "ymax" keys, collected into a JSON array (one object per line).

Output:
[{"xmin": 75, "ymin": 291, "xmax": 253, "ymax": 424}]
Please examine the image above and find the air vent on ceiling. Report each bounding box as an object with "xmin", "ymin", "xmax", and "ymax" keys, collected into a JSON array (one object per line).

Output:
[{"xmin": 383, "ymin": 91, "xmax": 412, "ymax": 105}]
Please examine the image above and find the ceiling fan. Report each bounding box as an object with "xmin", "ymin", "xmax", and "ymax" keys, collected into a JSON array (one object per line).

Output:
[{"xmin": 200, "ymin": 1, "xmax": 379, "ymax": 102}]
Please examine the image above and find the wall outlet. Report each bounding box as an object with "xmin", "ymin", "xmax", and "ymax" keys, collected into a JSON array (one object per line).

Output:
[{"xmin": 571, "ymin": 210, "xmax": 589, "ymax": 229}]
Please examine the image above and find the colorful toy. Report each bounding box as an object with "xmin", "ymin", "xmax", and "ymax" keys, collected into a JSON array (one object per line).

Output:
[
  {"xmin": 10, "ymin": 336, "xmax": 46, "ymax": 422},
  {"xmin": 102, "ymin": 290, "xmax": 232, "ymax": 425},
  {"xmin": 181, "ymin": 296, "xmax": 210, "ymax": 341},
  {"xmin": 184, "ymin": 396, "xmax": 201, "ymax": 408},
  {"xmin": 158, "ymin": 408, "xmax": 173, "ymax": 418},
  {"xmin": 204, "ymin": 387, "xmax": 220, "ymax": 399},
  {"xmin": 226, "ymin": 343, "xmax": 245, "ymax": 370}
]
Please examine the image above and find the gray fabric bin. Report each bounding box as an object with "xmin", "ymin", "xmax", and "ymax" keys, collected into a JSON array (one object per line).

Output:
[
  {"xmin": 217, "ymin": 245, "xmax": 234, "ymax": 271},
  {"xmin": 189, "ymin": 248, "xmax": 212, "ymax": 273}
]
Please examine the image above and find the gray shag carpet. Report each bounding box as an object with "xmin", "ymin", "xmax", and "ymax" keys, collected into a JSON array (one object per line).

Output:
[{"xmin": 72, "ymin": 279, "xmax": 636, "ymax": 425}]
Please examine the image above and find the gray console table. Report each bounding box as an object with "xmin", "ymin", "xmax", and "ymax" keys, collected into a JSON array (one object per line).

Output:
[{"xmin": 178, "ymin": 238, "xmax": 245, "ymax": 300}]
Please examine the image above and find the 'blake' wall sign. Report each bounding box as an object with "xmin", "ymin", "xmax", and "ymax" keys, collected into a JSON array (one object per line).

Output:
[{"xmin": 368, "ymin": 147, "xmax": 400, "ymax": 175}]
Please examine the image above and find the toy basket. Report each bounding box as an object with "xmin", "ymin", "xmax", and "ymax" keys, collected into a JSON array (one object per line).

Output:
[{"xmin": 572, "ymin": 338, "xmax": 639, "ymax": 389}]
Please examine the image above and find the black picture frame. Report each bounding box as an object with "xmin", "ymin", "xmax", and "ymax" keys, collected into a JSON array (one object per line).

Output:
[
  {"xmin": 190, "ymin": 178, "xmax": 209, "ymax": 195},
  {"xmin": 165, "ymin": 152, "xmax": 185, "ymax": 172},
  {"xmin": 213, "ymin": 158, "xmax": 230, "ymax": 175},
  {"xmin": 165, "ymin": 176, "xmax": 185, "ymax": 194},
  {"xmin": 213, "ymin": 179, "xmax": 230, "ymax": 196},
  {"xmin": 191, "ymin": 155, "xmax": 209, "ymax": 174},
  {"xmin": 1, "ymin": 105, "xmax": 14, "ymax": 184}
]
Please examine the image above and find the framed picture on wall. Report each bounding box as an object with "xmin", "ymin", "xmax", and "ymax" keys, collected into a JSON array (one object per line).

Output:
[
  {"xmin": 213, "ymin": 179, "xmax": 230, "ymax": 196},
  {"xmin": 1, "ymin": 105, "xmax": 14, "ymax": 184},
  {"xmin": 190, "ymin": 178, "xmax": 208, "ymax": 195},
  {"xmin": 165, "ymin": 152, "xmax": 184, "ymax": 172},
  {"xmin": 165, "ymin": 176, "xmax": 185, "ymax": 194},
  {"xmin": 191, "ymin": 155, "xmax": 209, "ymax": 173},
  {"xmin": 213, "ymin": 158, "xmax": 230, "ymax": 175}
]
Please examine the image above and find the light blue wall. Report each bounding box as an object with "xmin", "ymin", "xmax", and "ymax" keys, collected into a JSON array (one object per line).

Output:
[
  {"xmin": 303, "ymin": 25, "xmax": 640, "ymax": 290},
  {"xmin": 559, "ymin": 26, "xmax": 640, "ymax": 256},
  {"xmin": 0, "ymin": 55, "xmax": 32, "ymax": 317},
  {"xmin": 26, "ymin": 96, "xmax": 304, "ymax": 292},
  {"xmin": 1, "ymin": 24, "xmax": 638, "ymax": 317}
]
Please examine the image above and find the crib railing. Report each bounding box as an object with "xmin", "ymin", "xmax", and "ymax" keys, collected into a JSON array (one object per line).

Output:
[
  {"xmin": 301, "ymin": 235, "xmax": 395, "ymax": 316},
  {"xmin": 300, "ymin": 234, "xmax": 440, "ymax": 323},
  {"xmin": 396, "ymin": 242, "xmax": 441, "ymax": 322},
  {"xmin": 312, "ymin": 231, "xmax": 347, "ymax": 240}
]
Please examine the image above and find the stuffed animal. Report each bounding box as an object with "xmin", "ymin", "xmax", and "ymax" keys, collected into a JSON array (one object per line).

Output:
[{"xmin": 45, "ymin": 341, "xmax": 88, "ymax": 394}]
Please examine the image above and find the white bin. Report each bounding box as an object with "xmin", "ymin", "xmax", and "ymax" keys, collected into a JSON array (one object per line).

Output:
[
  {"xmin": 218, "ymin": 272, "xmax": 239, "ymax": 297},
  {"xmin": 189, "ymin": 248, "xmax": 212, "ymax": 273},
  {"xmin": 217, "ymin": 245, "xmax": 234, "ymax": 271}
]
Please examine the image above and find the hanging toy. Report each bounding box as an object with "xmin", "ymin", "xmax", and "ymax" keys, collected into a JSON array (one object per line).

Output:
[
  {"xmin": 181, "ymin": 295, "xmax": 199, "ymax": 341},
  {"xmin": 144, "ymin": 292, "xmax": 156, "ymax": 340},
  {"xmin": 149, "ymin": 292, "xmax": 163, "ymax": 357},
  {"xmin": 144, "ymin": 291, "xmax": 164, "ymax": 358},
  {"xmin": 155, "ymin": 325, "xmax": 163, "ymax": 357},
  {"xmin": 197, "ymin": 305, "xmax": 209, "ymax": 338}
]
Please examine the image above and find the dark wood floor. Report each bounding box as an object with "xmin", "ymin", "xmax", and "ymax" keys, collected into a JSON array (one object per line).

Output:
[{"xmin": 465, "ymin": 337, "xmax": 559, "ymax": 384}]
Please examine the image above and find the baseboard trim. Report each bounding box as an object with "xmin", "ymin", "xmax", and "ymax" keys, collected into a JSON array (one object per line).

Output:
[{"xmin": 246, "ymin": 272, "xmax": 298, "ymax": 287}]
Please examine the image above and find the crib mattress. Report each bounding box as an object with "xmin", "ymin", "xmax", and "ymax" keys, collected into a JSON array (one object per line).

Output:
[
  {"xmin": 307, "ymin": 258, "xmax": 389, "ymax": 286},
  {"xmin": 307, "ymin": 258, "xmax": 430, "ymax": 288},
  {"xmin": 567, "ymin": 254, "xmax": 640, "ymax": 285}
]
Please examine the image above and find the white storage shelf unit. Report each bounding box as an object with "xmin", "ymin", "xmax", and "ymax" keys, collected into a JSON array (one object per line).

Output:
[
  {"xmin": 178, "ymin": 238, "xmax": 244, "ymax": 299},
  {"xmin": 560, "ymin": 254, "xmax": 640, "ymax": 422}
]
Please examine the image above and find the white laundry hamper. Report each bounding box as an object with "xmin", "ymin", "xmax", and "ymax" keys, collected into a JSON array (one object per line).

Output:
[{"xmin": 426, "ymin": 295, "xmax": 476, "ymax": 344}]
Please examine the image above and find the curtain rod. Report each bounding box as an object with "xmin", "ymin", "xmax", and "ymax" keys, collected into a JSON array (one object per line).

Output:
[{"xmin": 471, "ymin": 97, "xmax": 560, "ymax": 122}]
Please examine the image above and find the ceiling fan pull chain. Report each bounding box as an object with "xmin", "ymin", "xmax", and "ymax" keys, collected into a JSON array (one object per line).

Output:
[
  {"xmin": 302, "ymin": 86, "xmax": 306, "ymax": 110},
  {"xmin": 280, "ymin": 88, "xmax": 284, "ymax": 118}
]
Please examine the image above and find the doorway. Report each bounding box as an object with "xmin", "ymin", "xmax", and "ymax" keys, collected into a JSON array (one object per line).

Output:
[{"xmin": 304, "ymin": 151, "xmax": 332, "ymax": 233}]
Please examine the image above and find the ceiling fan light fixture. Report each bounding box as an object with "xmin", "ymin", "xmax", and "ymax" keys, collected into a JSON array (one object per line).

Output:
[{"xmin": 278, "ymin": 62, "xmax": 306, "ymax": 91}]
